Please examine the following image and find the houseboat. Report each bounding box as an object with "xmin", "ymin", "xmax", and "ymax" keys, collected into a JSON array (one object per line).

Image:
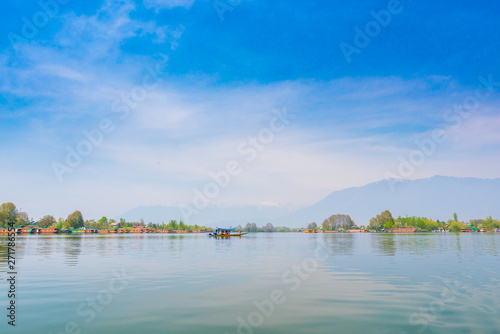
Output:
[
  {"xmin": 0, "ymin": 228, "xmax": 13, "ymax": 234},
  {"xmin": 391, "ymin": 227, "xmax": 417, "ymax": 233},
  {"xmin": 38, "ymin": 228, "xmax": 60, "ymax": 234},
  {"xmin": 39, "ymin": 228, "xmax": 60, "ymax": 234},
  {"xmin": 71, "ymin": 229, "xmax": 86, "ymax": 234},
  {"xmin": 130, "ymin": 228, "xmax": 146, "ymax": 233},
  {"xmin": 348, "ymin": 228, "xmax": 363, "ymax": 233},
  {"xmin": 17, "ymin": 227, "xmax": 38, "ymax": 234}
]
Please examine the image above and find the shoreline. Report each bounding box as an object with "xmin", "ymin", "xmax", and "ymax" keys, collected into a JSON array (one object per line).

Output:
[{"xmin": 1, "ymin": 230, "xmax": 499, "ymax": 236}]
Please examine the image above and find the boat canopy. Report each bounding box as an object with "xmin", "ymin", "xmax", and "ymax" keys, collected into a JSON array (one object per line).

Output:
[{"xmin": 216, "ymin": 228, "xmax": 235, "ymax": 231}]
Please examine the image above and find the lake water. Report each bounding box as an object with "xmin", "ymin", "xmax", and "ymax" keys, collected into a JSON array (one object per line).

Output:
[{"xmin": 1, "ymin": 233, "xmax": 499, "ymax": 334}]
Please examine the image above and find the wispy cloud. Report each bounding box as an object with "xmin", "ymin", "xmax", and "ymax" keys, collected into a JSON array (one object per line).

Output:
[{"xmin": 143, "ymin": 0, "xmax": 195, "ymax": 11}]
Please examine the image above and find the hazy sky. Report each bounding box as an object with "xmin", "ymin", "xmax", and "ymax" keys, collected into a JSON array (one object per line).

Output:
[{"xmin": 1, "ymin": 0, "xmax": 500, "ymax": 220}]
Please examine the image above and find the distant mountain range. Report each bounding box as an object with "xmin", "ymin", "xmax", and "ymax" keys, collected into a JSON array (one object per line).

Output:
[
  {"xmin": 117, "ymin": 176, "xmax": 500, "ymax": 227},
  {"xmin": 117, "ymin": 204, "xmax": 295, "ymax": 227}
]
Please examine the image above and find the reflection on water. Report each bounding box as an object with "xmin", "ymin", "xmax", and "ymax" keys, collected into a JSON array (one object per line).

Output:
[
  {"xmin": 63, "ymin": 236, "xmax": 82, "ymax": 266},
  {"xmin": 372, "ymin": 234, "xmax": 396, "ymax": 256},
  {"xmin": 321, "ymin": 233, "xmax": 355, "ymax": 256},
  {"xmin": 0, "ymin": 233, "xmax": 499, "ymax": 333}
]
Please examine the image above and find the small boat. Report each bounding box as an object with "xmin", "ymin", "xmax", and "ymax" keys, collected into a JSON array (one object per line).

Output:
[
  {"xmin": 208, "ymin": 228, "xmax": 246, "ymax": 237},
  {"xmin": 304, "ymin": 229, "xmax": 318, "ymax": 233}
]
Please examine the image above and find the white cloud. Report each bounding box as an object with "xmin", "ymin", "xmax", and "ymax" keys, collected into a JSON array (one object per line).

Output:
[
  {"xmin": 36, "ymin": 63, "xmax": 89, "ymax": 82},
  {"xmin": 55, "ymin": 0, "xmax": 184, "ymax": 56},
  {"xmin": 143, "ymin": 0, "xmax": 195, "ymax": 11},
  {"xmin": 444, "ymin": 112, "xmax": 500, "ymax": 148}
]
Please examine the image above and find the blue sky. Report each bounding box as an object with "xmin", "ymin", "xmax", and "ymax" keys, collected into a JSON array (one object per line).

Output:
[{"xmin": 1, "ymin": 0, "xmax": 500, "ymax": 220}]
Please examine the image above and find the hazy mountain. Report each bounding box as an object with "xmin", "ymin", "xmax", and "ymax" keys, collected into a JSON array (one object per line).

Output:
[
  {"xmin": 117, "ymin": 204, "xmax": 295, "ymax": 227},
  {"xmin": 118, "ymin": 176, "xmax": 500, "ymax": 228},
  {"xmin": 276, "ymin": 176, "xmax": 500, "ymax": 227}
]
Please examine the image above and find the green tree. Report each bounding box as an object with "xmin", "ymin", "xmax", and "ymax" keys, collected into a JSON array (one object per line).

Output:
[
  {"xmin": 482, "ymin": 216, "xmax": 492, "ymax": 229},
  {"xmin": 17, "ymin": 211, "xmax": 30, "ymax": 225},
  {"xmin": 244, "ymin": 222, "xmax": 258, "ymax": 232},
  {"xmin": 262, "ymin": 223, "xmax": 275, "ymax": 232},
  {"xmin": 449, "ymin": 221, "xmax": 466, "ymax": 232},
  {"xmin": 38, "ymin": 215, "xmax": 56, "ymax": 228},
  {"xmin": 396, "ymin": 216, "xmax": 443, "ymax": 231},
  {"xmin": 384, "ymin": 220, "xmax": 394, "ymax": 229},
  {"xmin": 453, "ymin": 213, "xmax": 458, "ymax": 222},
  {"xmin": 179, "ymin": 220, "xmax": 187, "ymax": 230},
  {"xmin": 66, "ymin": 211, "xmax": 84, "ymax": 229},
  {"xmin": 423, "ymin": 219, "xmax": 439, "ymax": 231},
  {"xmin": 307, "ymin": 222, "xmax": 318, "ymax": 230},
  {"xmin": 369, "ymin": 210, "xmax": 394, "ymax": 231},
  {"xmin": 493, "ymin": 219, "xmax": 500, "ymax": 229},
  {"xmin": 0, "ymin": 202, "xmax": 18, "ymax": 227},
  {"xmin": 322, "ymin": 214, "xmax": 355, "ymax": 231},
  {"xmin": 166, "ymin": 220, "xmax": 179, "ymax": 230}
]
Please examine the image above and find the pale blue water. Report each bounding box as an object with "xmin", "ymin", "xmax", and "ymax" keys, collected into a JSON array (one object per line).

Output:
[{"xmin": 0, "ymin": 233, "xmax": 499, "ymax": 333}]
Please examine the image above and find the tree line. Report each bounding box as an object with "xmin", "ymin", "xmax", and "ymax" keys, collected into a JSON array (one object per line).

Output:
[
  {"xmin": 0, "ymin": 202, "xmax": 209, "ymax": 231},
  {"xmin": 367, "ymin": 210, "xmax": 500, "ymax": 232},
  {"xmin": 2, "ymin": 202, "xmax": 499, "ymax": 232},
  {"xmin": 233, "ymin": 223, "xmax": 301, "ymax": 232},
  {"xmin": 308, "ymin": 210, "xmax": 500, "ymax": 232}
]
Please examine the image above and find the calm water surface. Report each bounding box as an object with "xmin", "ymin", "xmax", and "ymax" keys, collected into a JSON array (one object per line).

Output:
[{"xmin": 0, "ymin": 233, "xmax": 499, "ymax": 333}]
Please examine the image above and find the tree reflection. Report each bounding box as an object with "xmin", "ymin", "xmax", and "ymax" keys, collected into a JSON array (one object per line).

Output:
[
  {"xmin": 372, "ymin": 234, "xmax": 396, "ymax": 256},
  {"xmin": 321, "ymin": 233, "xmax": 355, "ymax": 256},
  {"xmin": 62, "ymin": 235, "xmax": 82, "ymax": 266}
]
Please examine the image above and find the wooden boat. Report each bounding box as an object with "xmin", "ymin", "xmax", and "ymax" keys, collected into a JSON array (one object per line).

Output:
[
  {"xmin": 71, "ymin": 229, "xmax": 86, "ymax": 234},
  {"xmin": 0, "ymin": 228, "xmax": 13, "ymax": 234},
  {"xmin": 38, "ymin": 228, "xmax": 60, "ymax": 234},
  {"xmin": 19, "ymin": 227, "xmax": 38, "ymax": 233},
  {"xmin": 304, "ymin": 229, "xmax": 318, "ymax": 233},
  {"xmin": 208, "ymin": 228, "xmax": 246, "ymax": 237}
]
